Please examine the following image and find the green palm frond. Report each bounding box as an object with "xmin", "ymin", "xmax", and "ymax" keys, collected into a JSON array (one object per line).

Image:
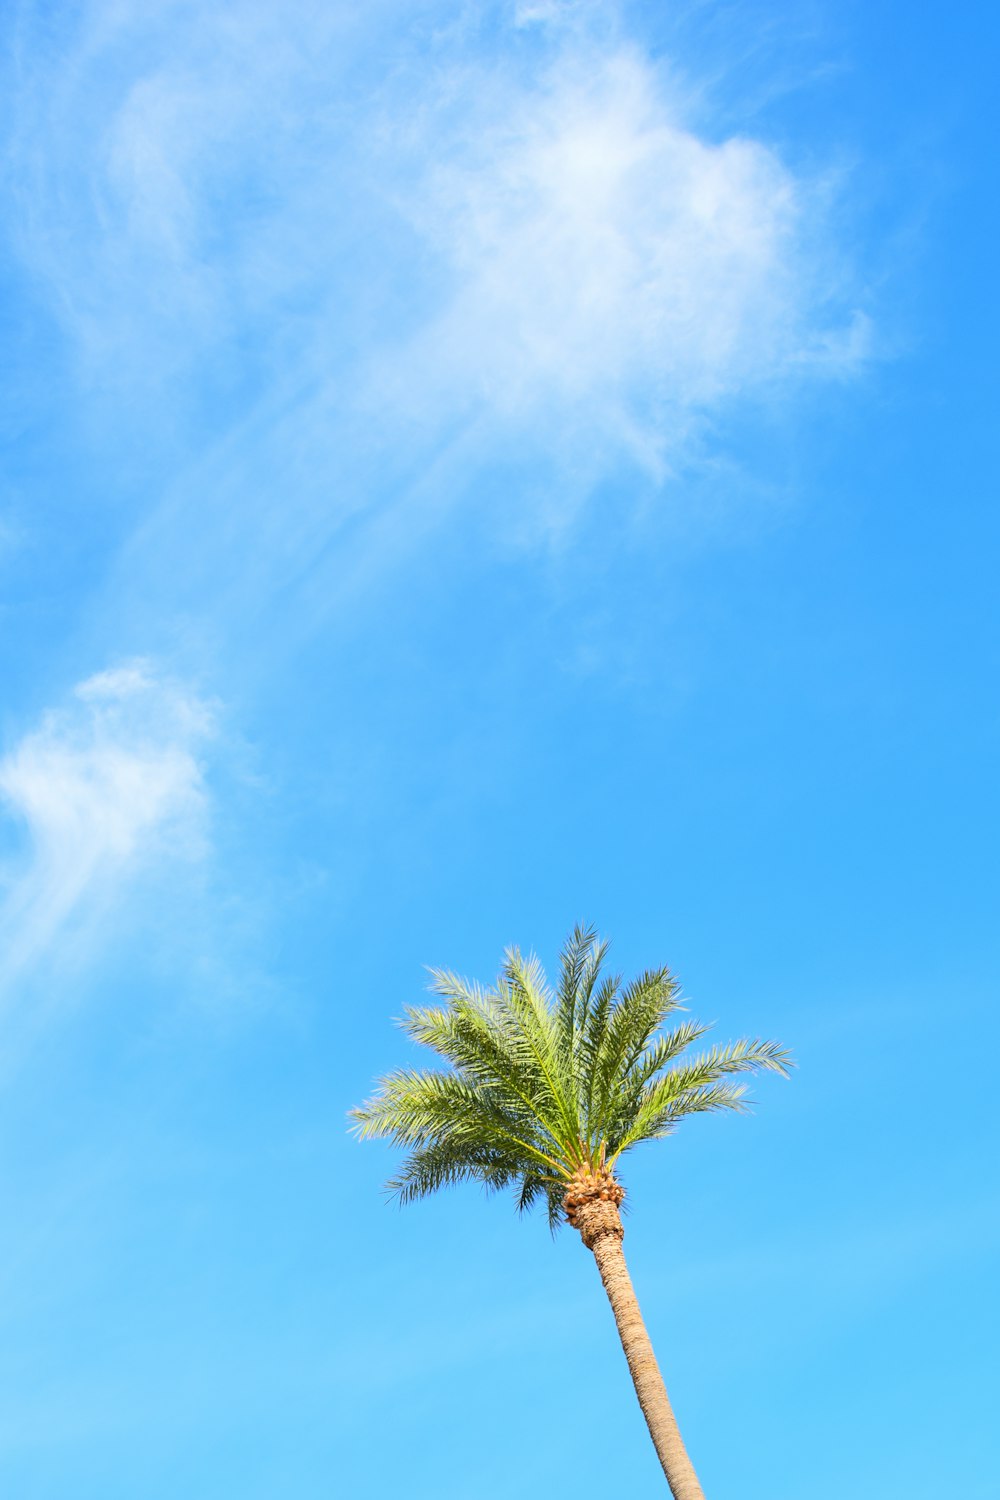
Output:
[
  {"xmin": 555, "ymin": 923, "xmax": 608, "ymax": 1055},
  {"xmin": 506, "ymin": 947, "xmax": 587, "ymax": 1153},
  {"xmin": 350, "ymin": 927, "xmax": 792, "ymax": 1226},
  {"xmin": 388, "ymin": 1137, "xmax": 527, "ymax": 1205},
  {"xmin": 587, "ymin": 966, "xmax": 684, "ymax": 1144},
  {"xmin": 606, "ymin": 1037, "xmax": 790, "ymax": 1161}
]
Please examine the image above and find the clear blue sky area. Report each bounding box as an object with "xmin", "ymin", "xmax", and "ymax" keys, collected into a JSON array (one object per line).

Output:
[{"xmin": 0, "ymin": 2, "xmax": 996, "ymax": 1496}]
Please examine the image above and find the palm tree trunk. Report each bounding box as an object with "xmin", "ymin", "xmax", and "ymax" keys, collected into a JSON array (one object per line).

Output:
[{"xmin": 589, "ymin": 1225, "xmax": 706, "ymax": 1499}]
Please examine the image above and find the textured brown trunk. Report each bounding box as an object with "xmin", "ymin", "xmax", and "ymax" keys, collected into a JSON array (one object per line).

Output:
[{"xmin": 570, "ymin": 1176, "xmax": 706, "ymax": 1499}]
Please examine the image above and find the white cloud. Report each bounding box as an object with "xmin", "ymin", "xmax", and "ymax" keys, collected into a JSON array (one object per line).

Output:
[
  {"xmin": 513, "ymin": 0, "xmax": 593, "ymax": 25},
  {"xmin": 378, "ymin": 43, "xmax": 863, "ymax": 490},
  {"xmin": 2, "ymin": 0, "xmax": 870, "ymax": 605},
  {"xmin": 0, "ymin": 663, "xmax": 214, "ymax": 991}
]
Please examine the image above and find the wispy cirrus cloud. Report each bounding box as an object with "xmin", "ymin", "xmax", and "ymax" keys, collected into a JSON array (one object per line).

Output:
[
  {"xmin": 372, "ymin": 42, "xmax": 868, "ymax": 499},
  {"xmin": 0, "ymin": 663, "xmax": 214, "ymax": 995},
  {"xmin": 3, "ymin": 0, "xmax": 869, "ymax": 595}
]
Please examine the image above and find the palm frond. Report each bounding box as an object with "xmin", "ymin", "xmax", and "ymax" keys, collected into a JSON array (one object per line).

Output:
[
  {"xmin": 501, "ymin": 947, "xmax": 583, "ymax": 1155},
  {"xmin": 352, "ymin": 927, "xmax": 792, "ymax": 1225},
  {"xmin": 623, "ymin": 1019, "xmax": 714, "ymax": 1093},
  {"xmin": 580, "ymin": 968, "xmax": 623, "ymax": 1142},
  {"xmin": 388, "ymin": 1136, "xmax": 525, "ymax": 1205},
  {"xmin": 405, "ymin": 981, "xmax": 570, "ymax": 1156},
  {"xmin": 586, "ymin": 967, "xmax": 682, "ymax": 1146},
  {"xmin": 626, "ymin": 1082, "xmax": 752, "ymax": 1144},
  {"xmin": 555, "ymin": 923, "xmax": 603, "ymax": 1054},
  {"xmin": 608, "ymin": 1038, "xmax": 791, "ymax": 1160},
  {"xmin": 350, "ymin": 1067, "xmax": 563, "ymax": 1174}
]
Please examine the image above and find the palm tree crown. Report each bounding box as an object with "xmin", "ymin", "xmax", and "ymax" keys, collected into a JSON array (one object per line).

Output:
[{"xmin": 351, "ymin": 924, "xmax": 790, "ymax": 1228}]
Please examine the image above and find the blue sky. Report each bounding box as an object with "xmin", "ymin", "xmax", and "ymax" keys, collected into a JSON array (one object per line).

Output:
[{"xmin": 0, "ymin": 0, "xmax": 997, "ymax": 1495}]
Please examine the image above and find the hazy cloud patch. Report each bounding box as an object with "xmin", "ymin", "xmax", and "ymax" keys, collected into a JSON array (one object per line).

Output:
[
  {"xmin": 378, "ymin": 43, "xmax": 866, "ymax": 492},
  {"xmin": 0, "ymin": 663, "xmax": 214, "ymax": 994}
]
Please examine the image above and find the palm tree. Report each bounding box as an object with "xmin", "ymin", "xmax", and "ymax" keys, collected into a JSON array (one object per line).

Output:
[{"xmin": 351, "ymin": 925, "xmax": 790, "ymax": 1499}]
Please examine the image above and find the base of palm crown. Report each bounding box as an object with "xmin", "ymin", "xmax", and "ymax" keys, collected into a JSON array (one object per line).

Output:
[{"xmin": 563, "ymin": 1161, "xmax": 626, "ymax": 1246}]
